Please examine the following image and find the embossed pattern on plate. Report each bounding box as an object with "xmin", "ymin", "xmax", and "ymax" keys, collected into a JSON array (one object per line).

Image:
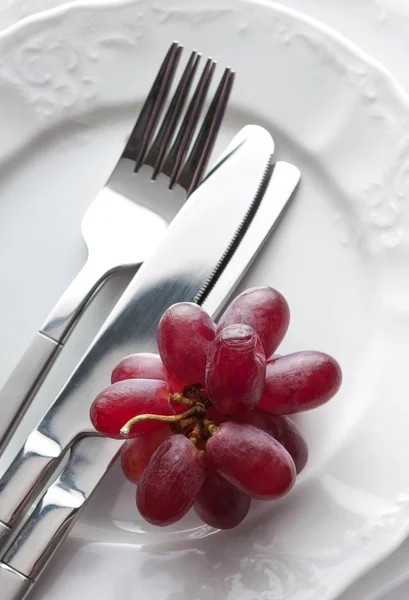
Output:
[{"xmin": 3, "ymin": 0, "xmax": 409, "ymax": 97}]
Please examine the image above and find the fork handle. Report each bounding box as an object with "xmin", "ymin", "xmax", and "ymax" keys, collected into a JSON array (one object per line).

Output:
[
  {"xmin": 0, "ymin": 333, "xmax": 61, "ymax": 455},
  {"xmin": 40, "ymin": 255, "xmax": 109, "ymax": 344},
  {"xmin": 0, "ymin": 258, "xmax": 109, "ymax": 456}
]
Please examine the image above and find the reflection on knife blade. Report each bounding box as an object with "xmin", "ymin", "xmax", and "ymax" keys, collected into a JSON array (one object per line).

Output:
[{"xmin": 0, "ymin": 125, "xmax": 300, "ymax": 599}]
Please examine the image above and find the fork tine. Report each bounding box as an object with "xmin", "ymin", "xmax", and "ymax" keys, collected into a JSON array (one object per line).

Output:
[
  {"xmin": 161, "ymin": 57, "xmax": 216, "ymax": 185},
  {"xmin": 145, "ymin": 50, "xmax": 202, "ymax": 179},
  {"xmin": 177, "ymin": 67, "xmax": 235, "ymax": 196},
  {"xmin": 123, "ymin": 41, "xmax": 182, "ymax": 168}
]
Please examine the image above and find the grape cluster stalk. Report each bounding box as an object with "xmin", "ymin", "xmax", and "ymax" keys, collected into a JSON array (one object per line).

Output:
[{"xmin": 90, "ymin": 287, "xmax": 342, "ymax": 529}]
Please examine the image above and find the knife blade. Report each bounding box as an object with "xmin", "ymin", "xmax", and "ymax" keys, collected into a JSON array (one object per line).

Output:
[{"xmin": 0, "ymin": 124, "xmax": 300, "ymax": 599}]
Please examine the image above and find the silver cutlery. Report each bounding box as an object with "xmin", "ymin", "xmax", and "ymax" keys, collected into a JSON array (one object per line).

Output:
[
  {"xmin": 0, "ymin": 124, "xmax": 300, "ymax": 600},
  {"xmin": 0, "ymin": 41, "xmax": 235, "ymax": 456}
]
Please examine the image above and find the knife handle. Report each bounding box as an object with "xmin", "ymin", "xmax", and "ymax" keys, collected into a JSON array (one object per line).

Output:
[
  {"xmin": 0, "ymin": 563, "xmax": 32, "ymax": 600},
  {"xmin": 0, "ymin": 258, "xmax": 107, "ymax": 457},
  {"xmin": 0, "ymin": 435, "xmax": 117, "ymax": 582}
]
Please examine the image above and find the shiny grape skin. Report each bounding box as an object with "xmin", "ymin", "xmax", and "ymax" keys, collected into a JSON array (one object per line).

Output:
[
  {"xmin": 157, "ymin": 302, "xmax": 215, "ymax": 387},
  {"xmin": 136, "ymin": 435, "xmax": 206, "ymax": 526},
  {"xmin": 194, "ymin": 471, "xmax": 251, "ymax": 529},
  {"xmin": 111, "ymin": 353, "xmax": 169, "ymax": 385},
  {"xmin": 206, "ymin": 421, "xmax": 296, "ymax": 500},
  {"xmin": 206, "ymin": 324, "xmax": 266, "ymax": 415},
  {"xmin": 236, "ymin": 410, "xmax": 308, "ymax": 473},
  {"xmin": 216, "ymin": 287, "xmax": 290, "ymax": 358},
  {"xmin": 258, "ymin": 351, "xmax": 342, "ymax": 415},
  {"xmin": 121, "ymin": 427, "xmax": 172, "ymax": 484},
  {"xmin": 90, "ymin": 379, "xmax": 173, "ymax": 439}
]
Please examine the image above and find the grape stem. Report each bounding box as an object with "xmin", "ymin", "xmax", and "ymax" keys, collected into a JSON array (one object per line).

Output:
[
  {"xmin": 188, "ymin": 420, "xmax": 202, "ymax": 445},
  {"xmin": 203, "ymin": 418, "xmax": 219, "ymax": 436},
  {"xmin": 178, "ymin": 417, "xmax": 197, "ymax": 431},
  {"xmin": 172, "ymin": 417, "xmax": 202, "ymax": 444},
  {"xmin": 170, "ymin": 393, "xmax": 194, "ymax": 407},
  {"xmin": 120, "ymin": 404, "xmax": 206, "ymax": 437}
]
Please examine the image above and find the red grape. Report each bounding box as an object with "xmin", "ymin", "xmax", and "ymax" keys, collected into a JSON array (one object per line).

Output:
[
  {"xmin": 206, "ymin": 324, "xmax": 266, "ymax": 415},
  {"xmin": 111, "ymin": 353, "xmax": 169, "ymax": 385},
  {"xmin": 206, "ymin": 406, "xmax": 229, "ymax": 425},
  {"xmin": 121, "ymin": 427, "xmax": 172, "ymax": 484},
  {"xmin": 90, "ymin": 379, "xmax": 173, "ymax": 439},
  {"xmin": 194, "ymin": 470, "xmax": 251, "ymax": 529},
  {"xmin": 157, "ymin": 302, "xmax": 215, "ymax": 387},
  {"xmin": 136, "ymin": 435, "xmax": 206, "ymax": 526},
  {"xmin": 206, "ymin": 421, "xmax": 296, "ymax": 500},
  {"xmin": 87, "ymin": 287, "xmax": 344, "ymax": 532},
  {"xmin": 236, "ymin": 410, "xmax": 308, "ymax": 473},
  {"xmin": 258, "ymin": 351, "xmax": 342, "ymax": 415},
  {"xmin": 216, "ymin": 287, "xmax": 290, "ymax": 357}
]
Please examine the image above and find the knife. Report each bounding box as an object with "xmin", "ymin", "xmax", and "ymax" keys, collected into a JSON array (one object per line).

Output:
[{"xmin": 0, "ymin": 124, "xmax": 300, "ymax": 599}]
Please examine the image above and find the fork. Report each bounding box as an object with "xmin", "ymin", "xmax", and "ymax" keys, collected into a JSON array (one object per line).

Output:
[{"xmin": 0, "ymin": 41, "xmax": 235, "ymax": 457}]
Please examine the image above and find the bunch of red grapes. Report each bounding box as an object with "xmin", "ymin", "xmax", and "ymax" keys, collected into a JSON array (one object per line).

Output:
[{"xmin": 90, "ymin": 287, "xmax": 342, "ymax": 530}]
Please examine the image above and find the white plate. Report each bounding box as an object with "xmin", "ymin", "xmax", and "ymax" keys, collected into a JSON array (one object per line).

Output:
[
  {"xmin": 276, "ymin": 0, "xmax": 409, "ymax": 100},
  {"xmin": 2, "ymin": 0, "xmax": 409, "ymax": 598},
  {"xmin": 4, "ymin": 0, "xmax": 409, "ymax": 99},
  {"xmin": 3, "ymin": 3, "xmax": 409, "ymax": 598}
]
